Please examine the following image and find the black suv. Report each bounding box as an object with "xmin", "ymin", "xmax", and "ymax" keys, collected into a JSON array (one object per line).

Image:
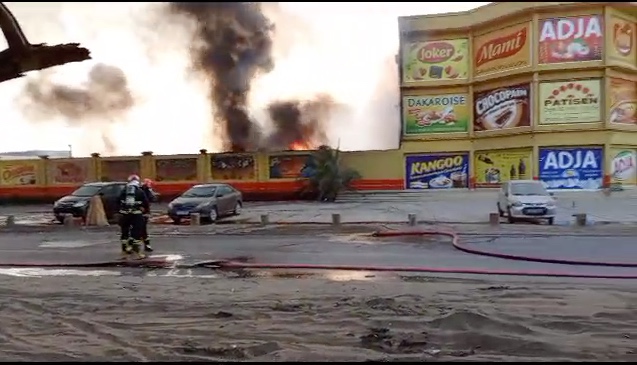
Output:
[{"xmin": 53, "ymin": 182, "xmax": 126, "ymax": 223}]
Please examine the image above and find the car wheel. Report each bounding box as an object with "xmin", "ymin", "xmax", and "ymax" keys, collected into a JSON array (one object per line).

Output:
[
  {"xmin": 507, "ymin": 208, "xmax": 516, "ymax": 224},
  {"xmin": 172, "ymin": 217, "xmax": 181, "ymax": 225},
  {"xmin": 233, "ymin": 201, "xmax": 242, "ymax": 215},
  {"xmin": 547, "ymin": 217, "xmax": 554, "ymax": 225},
  {"xmin": 497, "ymin": 203, "xmax": 504, "ymax": 217},
  {"xmin": 55, "ymin": 215, "xmax": 65, "ymax": 224},
  {"xmin": 209, "ymin": 207, "xmax": 218, "ymax": 223}
]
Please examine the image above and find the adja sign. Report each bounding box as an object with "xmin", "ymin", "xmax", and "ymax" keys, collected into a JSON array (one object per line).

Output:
[{"xmin": 539, "ymin": 15, "xmax": 603, "ymax": 64}]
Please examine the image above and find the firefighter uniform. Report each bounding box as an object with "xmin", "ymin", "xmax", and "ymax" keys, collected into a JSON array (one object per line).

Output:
[
  {"xmin": 140, "ymin": 181, "xmax": 157, "ymax": 252},
  {"xmin": 118, "ymin": 180, "xmax": 150, "ymax": 258}
]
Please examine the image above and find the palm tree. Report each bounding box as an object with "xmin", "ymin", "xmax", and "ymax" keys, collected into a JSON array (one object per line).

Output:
[
  {"xmin": 0, "ymin": 2, "xmax": 91, "ymax": 84},
  {"xmin": 302, "ymin": 145, "xmax": 360, "ymax": 202}
]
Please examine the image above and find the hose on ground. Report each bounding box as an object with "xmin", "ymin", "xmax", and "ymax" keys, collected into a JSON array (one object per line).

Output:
[{"xmin": 2, "ymin": 230, "xmax": 636, "ymax": 279}]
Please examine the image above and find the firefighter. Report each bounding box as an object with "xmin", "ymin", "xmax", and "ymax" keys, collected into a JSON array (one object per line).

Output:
[
  {"xmin": 140, "ymin": 178, "xmax": 157, "ymax": 253},
  {"xmin": 118, "ymin": 174, "xmax": 150, "ymax": 259}
]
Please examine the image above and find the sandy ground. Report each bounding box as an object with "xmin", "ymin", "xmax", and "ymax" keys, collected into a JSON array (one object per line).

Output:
[{"xmin": 0, "ymin": 271, "xmax": 635, "ymax": 362}]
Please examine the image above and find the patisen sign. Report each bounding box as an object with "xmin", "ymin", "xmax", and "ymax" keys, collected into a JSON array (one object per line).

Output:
[{"xmin": 539, "ymin": 79, "xmax": 602, "ymax": 124}]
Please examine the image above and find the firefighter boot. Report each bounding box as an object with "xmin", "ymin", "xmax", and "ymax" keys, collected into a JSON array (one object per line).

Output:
[
  {"xmin": 131, "ymin": 240, "xmax": 146, "ymax": 260},
  {"xmin": 120, "ymin": 239, "xmax": 133, "ymax": 258},
  {"xmin": 143, "ymin": 238, "xmax": 153, "ymax": 253}
]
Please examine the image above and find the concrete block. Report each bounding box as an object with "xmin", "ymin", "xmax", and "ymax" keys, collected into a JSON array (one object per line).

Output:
[
  {"xmin": 63, "ymin": 214, "xmax": 75, "ymax": 227},
  {"xmin": 85, "ymin": 195, "xmax": 109, "ymax": 226},
  {"xmin": 489, "ymin": 213, "xmax": 500, "ymax": 226},
  {"xmin": 5, "ymin": 215, "xmax": 15, "ymax": 227},
  {"xmin": 260, "ymin": 214, "xmax": 270, "ymax": 226},
  {"xmin": 573, "ymin": 213, "xmax": 587, "ymax": 226},
  {"xmin": 190, "ymin": 213, "xmax": 201, "ymax": 226},
  {"xmin": 408, "ymin": 213, "xmax": 417, "ymax": 226},
  {"xmin": 331, "ymin": 213, "xmax": 341, "ymax": 226}
]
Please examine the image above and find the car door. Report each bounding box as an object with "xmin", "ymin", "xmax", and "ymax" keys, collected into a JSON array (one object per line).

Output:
[
  {"xmin": 103, "ymin": 184, "xmax": 125, "ymax": 217},
  {"xmin": 216, "ymin": 186, "xmax": 233, "ymax": 214}
]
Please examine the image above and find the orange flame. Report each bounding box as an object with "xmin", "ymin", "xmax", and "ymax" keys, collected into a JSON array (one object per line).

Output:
[{"xmin": 288, "ymin": 141, "xmax": 312, "ymax": 151}]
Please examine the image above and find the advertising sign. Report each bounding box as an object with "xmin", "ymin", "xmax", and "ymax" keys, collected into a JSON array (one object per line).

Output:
[
  {"xmin": 48, "ymin": 159, "xmax": 89, "ymax": 184},
  {"xmin": 474, "ymin": 83, "xmax": 531, "ymax": 132},
  {"xmin": 402, "ymin": 39, "xmax": 469, "ymax": 83},
  {"xmin": 155, "ymin": 158, "xmax": 197, "ymax": 182},
  {"xmin": 609, "ymin": 17, "xmax": 636, "ymax": 66},
  {"xmin": 269, "ymin": 154, "xmax": 316, "ymax": 179},
  {"xmin": 101, "ymin": 159, "xmax": 140, "ymax": 182},
  {"xmin": 539, "ymin": 15, "xmax": 603, "ymax": 64},
  {"xmin": 0, "ymin": 161, "xmax": 38, "ymax": 185},
  {"xmin": 539, "ymin": 79, "xmax": 602, "ymax": 124},
  {"xmin": 609, "ymin": 78, "xmax": 637, "ymax": 125},
  {"xmin": 474, "ymin": 149, "xmax": 532, "ymax": 187},
  {"xmin": 538, "ymin": 147, "xmax": 603, "ymax": 190},
  {"xmin": 610, "ymin": 149, "xmax": 637, "ymax": 186},
  {"xmin": 403, "ymin": 94, "xmax": 470, "ymax": 135},
  {"xmin": 211, "ymin": 154, "xmax": 256, "ymax": 180},
  {"xmin": 473, "ymin": 22, "xmax": 531, "ymax": 77},
  {"xmin": 405, "ymin": 153, "xmax": 469, "ymax": 189}
]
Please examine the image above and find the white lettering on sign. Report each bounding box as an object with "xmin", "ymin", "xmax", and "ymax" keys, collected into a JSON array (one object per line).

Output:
[
  {"xmin": 542, "ymin": 150, "xmax": 599, "ymax": 170},
  {"xmin": 475, "ymin": 87, "xmax": 528, "ymax": 116},
  {"xmin": 540, "ymin": 16, "xmax": 603, "ymax": 42}
]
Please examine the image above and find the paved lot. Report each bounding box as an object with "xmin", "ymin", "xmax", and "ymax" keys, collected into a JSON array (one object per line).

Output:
[
  {"xmin": 237, "ymin": 189, "xmax": 637, "ymax": 225},
  {"xmin": 2, "ymin": 189, "xmax": 636, "ymax": 226},
  {"xmin": 0, "ymin": 230, "xmax": 636, "ymax": 279}
]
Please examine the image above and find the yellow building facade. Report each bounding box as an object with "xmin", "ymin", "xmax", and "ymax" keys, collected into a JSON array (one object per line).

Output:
[{"xmin": 398, "ymin": 2, "xmax": 637, "ymax": 190}]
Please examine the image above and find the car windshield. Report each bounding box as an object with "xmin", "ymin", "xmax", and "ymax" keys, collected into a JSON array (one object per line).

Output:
[
  {"xmin": 182, "ymin": 186, "xmax": 217, "ymax": 198},
  {"xmin": 511, "ymin": 183, "xmax": 548, "ymax": 196},
  {"xmin": 71, "ymin": 185, "xmax": 102, "ymax": 197}
]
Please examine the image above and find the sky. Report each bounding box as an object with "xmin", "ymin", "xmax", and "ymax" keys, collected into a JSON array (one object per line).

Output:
[{"xmin": 1, "ymin": 2, "xmax": 489, "ymax": 156}]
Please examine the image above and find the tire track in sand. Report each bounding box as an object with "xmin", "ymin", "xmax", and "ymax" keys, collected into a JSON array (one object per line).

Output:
[{"xmin": 8, "ymin": 298, "xmax": 151, "ymax": 361}]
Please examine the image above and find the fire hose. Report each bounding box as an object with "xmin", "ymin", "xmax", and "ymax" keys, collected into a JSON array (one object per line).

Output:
[
  {"xmin": 2, "ymin": 230, "xmax": 636, "ymax": 279},
  {"xmin": 209, "ymin": 230, "xmax": 637, "ymax": 279}
]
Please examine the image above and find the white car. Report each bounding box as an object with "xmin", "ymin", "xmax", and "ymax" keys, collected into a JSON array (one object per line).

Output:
[{"xmin": 497, "ymin": 180, "xmax": 557, "ymax": 225}]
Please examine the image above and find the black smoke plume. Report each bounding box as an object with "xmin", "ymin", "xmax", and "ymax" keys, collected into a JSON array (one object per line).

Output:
[
  {"xmin": 19, "ymin": 63, "xmax": 134, "ymax": 154},
  {"xmin": 266, "ymin": 95, "xmax": 334, "ymax": 150},
  {"xmin": 165, "ymin": 2, "xmax": 331, "ymax": 152}
]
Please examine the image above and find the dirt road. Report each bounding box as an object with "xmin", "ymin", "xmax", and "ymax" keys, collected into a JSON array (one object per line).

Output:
[
  {"xmin": 0, "ymin": 226, "xmax": 636, "ymax": 361},
  {"xmin": 0, "ymin": 271, "xmax": 634, "ymax": 361}
]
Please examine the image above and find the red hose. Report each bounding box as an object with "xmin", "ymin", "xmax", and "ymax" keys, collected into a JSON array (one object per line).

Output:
[
  {"xmin": 373, "ymin": 230, "xmax": 637, "ymax": 268},
  {"xmin": 216, "ymin": 230, "xmax": 637, "ymax": 279}
]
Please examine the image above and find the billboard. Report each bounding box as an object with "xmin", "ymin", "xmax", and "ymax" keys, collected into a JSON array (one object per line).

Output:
[
  {"xmin": 268, "ymin": 153, "xmax": 316, "ymax": 179},
  {"xmin": 0, "ymin": 160, "xmax": 38, "ymax": 185},
  {"xmin": 402, "ymin": 39, "xmax": 469, "ymax": 83},
  {"xmin": 609, "ymin": 17, "xmax": 636, "ymax": 67},
  {"xmin": 610, "ymin": 149, "xmax": 637, "ymax": 186},
  {"xmin": 474, "ymin": 83, "xmax": 531, "ymax": 132},
  {"xmin": 538, "ymin": 15, "xmax": 603, "ymax": 64},
  {"xmin": 474, "ymin": 149, "xmax": 532, "ymax": 187},
  {"xmin": 403, "ymin": 94, "xmax": 469, "ymax": 135},
  {"xmin": 609, "ymin": 78, "xmax": 637, "ymax": 125},
  {"xmin": 211, "ymin": 154, "xmax": 256, "ymax": 180},
  {"xmin": 405, "ymin": 153, "xmax": 469, "ymax": 189},
  {"xmin": 473, "ymin": 22, "xmax": 531, "ymax": 77},
  {"xmin": 538, "ymin": 147, "xmax": 603, "ymax": 190},
  {"xmin": 539, "ymin": 79, "xmax": 602, "ymax": 124}
]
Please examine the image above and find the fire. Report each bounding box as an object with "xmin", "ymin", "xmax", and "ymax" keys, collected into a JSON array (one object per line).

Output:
[{"xmin": 289, "ymin": 140, "xmax": 313, "ymax": 151}]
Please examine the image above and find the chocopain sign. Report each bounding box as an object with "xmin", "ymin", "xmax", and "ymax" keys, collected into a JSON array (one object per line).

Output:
[{"xmin": 473, "ymin": 22, "xmax": 532, "ymax": 77}]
